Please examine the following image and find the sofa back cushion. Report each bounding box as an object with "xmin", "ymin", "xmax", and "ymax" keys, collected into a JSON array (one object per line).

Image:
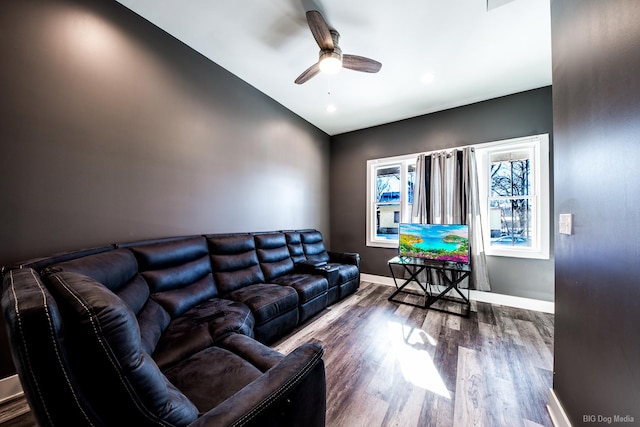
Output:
[
  {"xmin": 45, "ymin": 249, "xmax": 169, "ymax": 356},
  {"xmin": 255, "ymin": 233, "xmax": 295, "ymax": 281},
  {"xmin": 14, "ymin": 245, "xmax": 115, "ymax": 273},
  {"xmin": 44, "ymin": 271, "xmax": 199, "ymax": 426},
  {"xmin": 207, "ymin": 234, "xmax": 265, "ymax": 295},
  {"xmin": 129, "ymin": 236, "xmax": 217, "ymax": 318},
  {"xmin": 44, "ymin": 249, "xmax": 135, "ymax": 288},
  {"xmin": 284, "ymin": 231, "xmax": 307, "ymax": 263},
  {"xmin": 300, "ymin": 230, "xmax": 330, "ymax": 263}
]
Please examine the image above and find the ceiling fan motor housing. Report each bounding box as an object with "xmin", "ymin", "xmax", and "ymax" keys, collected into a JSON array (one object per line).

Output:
[
  {"xmin": 320, "ymin": 30, "xmax": 342, "ymax": 61},
  {"xmin": 318, "ymin": 30, "xmax": 342, "ymax": 74},
  {"xmin": 320, "ymin": 48, "xmax": 342, "ymax": 63}
]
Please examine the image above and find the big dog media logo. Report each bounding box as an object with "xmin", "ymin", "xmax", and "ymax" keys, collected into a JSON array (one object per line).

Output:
[{"xmin": 583, "ymin": 414, "xmax": 635, "ymax": 424}]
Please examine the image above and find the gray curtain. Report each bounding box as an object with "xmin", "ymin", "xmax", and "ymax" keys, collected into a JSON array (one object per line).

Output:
[
  {"xmin": 411, "ymin": 147, "xmax": 491, "ymax": 291},
  {"xmin": 411, "ymin": 154, "xmax": 429, "ymax": 223},
  {"xmin": 462, "ymin": 147, "xmax": 490, "ymax": 291}
]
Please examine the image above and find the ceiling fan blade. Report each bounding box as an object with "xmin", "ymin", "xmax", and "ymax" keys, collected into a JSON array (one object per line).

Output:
[
  {"xmin": 342, "ymin": 54, "xmax": 382, "ymax": 73},
  {"xmin": 306, "ymin": 10, "xmax": 333, "ymax": 51},
  {"xmin": 295, "ymin": 62, "xmax": 321, "ymax": 84}
]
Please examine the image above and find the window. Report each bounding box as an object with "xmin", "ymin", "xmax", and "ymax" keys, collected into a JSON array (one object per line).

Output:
[
  {"xmin": 366, "ymin": 134, "xmax": 549, "ymax": 257},
  {"xmin": 476, "ymin": 134, "xmax": 550, "ymax": 259},
  {"xmin": 366, "ymin": 155, "xmax": 416, "ymax": 247}
]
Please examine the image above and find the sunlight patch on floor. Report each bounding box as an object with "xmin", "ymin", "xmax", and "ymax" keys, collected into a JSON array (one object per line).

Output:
[{"xmin": 387, "ymin": 321, "xmax": 451, "ymax": 399}]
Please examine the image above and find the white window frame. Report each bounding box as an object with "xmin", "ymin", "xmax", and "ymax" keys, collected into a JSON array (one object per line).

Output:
[
  {"xmin": 475, "ymin": 134, "xmax": 550, "ymax": 260},
  {"xmin": 366, "ymin": 154, "xmax": 417, "ymax": 248},
  {"xmin": 365, "ymin": 134, "xmax": 550, "ymax": 258}
]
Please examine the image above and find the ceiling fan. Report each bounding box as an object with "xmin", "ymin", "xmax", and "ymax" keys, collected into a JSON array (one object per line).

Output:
[{"xmin": 294, "ymin": 10, "xmax": 382, "ymax": 84}]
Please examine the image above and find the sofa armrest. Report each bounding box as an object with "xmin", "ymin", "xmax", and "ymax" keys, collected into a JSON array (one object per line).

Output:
[
  {"xmin": 188, "ymin": 342, "xmax": 326, "ymax": 427},
  {"xmin": 328, "ymin": 251, "xmax": 360, "ymax": 268},
  {"xmin": 297, "ymin": 259, "xmax": 327, "ymax": 269},
  {"xmin": 294, "ymin": 262, "xmax": 339, "ymax": 288}
]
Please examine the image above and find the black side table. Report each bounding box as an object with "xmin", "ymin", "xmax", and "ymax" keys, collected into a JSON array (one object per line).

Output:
[{"xmin": 387, "ymin": 256, "xmax": 471, "ymax": 317}]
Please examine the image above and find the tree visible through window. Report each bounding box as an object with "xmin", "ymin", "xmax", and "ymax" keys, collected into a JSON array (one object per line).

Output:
[
  {"xmin": 476, "ymin": 134, "xmax": 550, "ymax": 260},
  {"xmin": 489, "ymin": 154, "xmax": 532, "ymax": 247}
]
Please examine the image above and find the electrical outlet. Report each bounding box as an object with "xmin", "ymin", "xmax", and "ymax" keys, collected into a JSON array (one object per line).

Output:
[{"xmin": 559, "ymin": 214, "xmax": 572, "ymax": 235}]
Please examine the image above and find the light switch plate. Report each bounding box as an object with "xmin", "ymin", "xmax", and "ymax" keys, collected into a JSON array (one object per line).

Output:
[{"xmin": 559, "ymin": 214, "xmax": 572, "ymax": 235}]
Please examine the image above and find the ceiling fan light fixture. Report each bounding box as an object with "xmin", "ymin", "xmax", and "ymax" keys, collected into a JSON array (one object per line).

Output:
[{"xmin": 319, "ymin": 52, "xmax": 342, "ymax": 75}]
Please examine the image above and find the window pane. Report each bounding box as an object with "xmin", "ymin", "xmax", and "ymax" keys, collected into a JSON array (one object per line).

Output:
[
  {"xmin": 375, "ymin": 203, "xmax": 400, "ymax": 240},
  {"xmin": 376, "ymin": 166, "xmax": 401, "ymax": 202},
  {"xmin": 489, "ymin": 199, "xmax": 532, "ymax": 247},
  {"xmin": 407, "ymin": 164, "xmax": 415, "ymax": 205},
  {"xmin": 490, "ymin": 159, "xmax": 530, "ymax": 197}
]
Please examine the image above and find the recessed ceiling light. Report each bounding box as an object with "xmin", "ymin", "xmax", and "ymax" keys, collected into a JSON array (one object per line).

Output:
[
  {"xmin": 421, "ymin": 73, "xmax": 436, "ymax": 85},
  {"xmin": 326, "ymin": 104, "xmax": 337, "ymax": 113}
]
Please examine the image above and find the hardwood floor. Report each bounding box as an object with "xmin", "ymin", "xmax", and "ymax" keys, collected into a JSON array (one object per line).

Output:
[
  {"xmin": 0, "ymin": 281, "xmax": 554, "ymax": 427},
  {"xmin": 273, "ymin": 282, "xmax": 554, "ymax": 427}
]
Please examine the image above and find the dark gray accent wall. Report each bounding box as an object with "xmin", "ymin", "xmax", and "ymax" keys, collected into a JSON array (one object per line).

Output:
[
  {"xmin": 0, "ymin": 0, "xmax": 328, "ymax": 376},
  {"xmin": 0, "ymin": 0, "xmax": 329, "ymax": 266},
  {"xmin": 330, "ymin": 87, "xmax": 554, "ymax": 301},
  {"xmin": 551, "ymin": 0, "xmax": 640, "ymax": 424}
]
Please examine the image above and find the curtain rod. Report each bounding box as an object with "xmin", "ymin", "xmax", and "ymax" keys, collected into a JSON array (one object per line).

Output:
[
  {"xmin": 419, "ymin": 133, "xmax": 545, "ymax": 156},
  {"xmin": 369, "ymin": 133, "xmax": 547, "ymax": 164}
]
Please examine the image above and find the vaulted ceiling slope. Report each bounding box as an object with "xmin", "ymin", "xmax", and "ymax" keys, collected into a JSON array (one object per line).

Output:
[{"xmin": 115, "ymin": 0, "xmax": 552, "ymax": 136}]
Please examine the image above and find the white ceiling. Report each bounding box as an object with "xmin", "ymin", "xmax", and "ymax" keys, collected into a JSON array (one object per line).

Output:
[{"xmin": 115, "ymin": 0, "xmax": 551, "ymax": 136}]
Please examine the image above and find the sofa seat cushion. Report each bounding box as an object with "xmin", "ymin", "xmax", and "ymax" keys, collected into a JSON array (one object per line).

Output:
[
  {"xmin": 217, "ymin": 333, "xmax": 284, "ymax": 371},
  {"xmin": 330, "ymin": 263, "xmax": 360, "ymax": 283},
  {"xmin": 226, "ymin": 284, "xmax": 298, "ymax": 326},
  {"xmin": 163, "ymin": 346, "xmax": 264, "ymax": 413},
  {"xmin": 153, "ymin": 298, "xmax": 254, "ymax": 370},
  {"xmin": 154, "ymin": 322, "xmax": 212, "ymax": 371},
  {"xmin": 201, "ymin": 299, "xmax": 255, "ymax": 339},
  {"xmin": 271, "ymin": 274, "xmax": 328, "ymax": 303}
]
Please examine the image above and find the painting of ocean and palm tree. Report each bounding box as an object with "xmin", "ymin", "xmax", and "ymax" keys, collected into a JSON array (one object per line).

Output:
[{"xmin": 398, "ymin": 223, "xmax": 469, "ymax": 263}]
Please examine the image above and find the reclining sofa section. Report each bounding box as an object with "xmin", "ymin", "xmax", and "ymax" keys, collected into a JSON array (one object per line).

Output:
[{"xmin": 1, "ymin": 229, "xmax": 360, "ymax": 427}]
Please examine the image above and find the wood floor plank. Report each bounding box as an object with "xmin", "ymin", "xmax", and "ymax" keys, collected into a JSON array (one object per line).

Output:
[
  {"xmin": 476, "ymin": 300, "xmax": 498, "ymax": 326},
  {"xmin": 492, "ymin": 305, "xmax": 525, "ymax": 346},
  {"xmin": 514, "ymin": 319, "xmax": 554, "ymax": 371},
  {"xmin": 382, "ymin": 382, "xmax": 428, "ymax": 427},
  {"xmin": 332, "ymin": 389, "xmax": 389, "ymax": 427},
  {"xmin": 453, "ymin": 347, "xmax": 485, "ymax": 427}
]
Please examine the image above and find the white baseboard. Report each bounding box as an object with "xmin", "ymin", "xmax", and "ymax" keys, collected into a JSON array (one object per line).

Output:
[
  {"xmin": 547, "ymin": 388, "xmax": 572, "ymax": 427},
  {"xmin": 361, "ymin": 273, "xmax": 554, "ymax": 313},
  {"xmin": 0, "ymin": 374, "xmax": 23, "ymax": 405},
  {"xmin": 361, "ymin": 273, "xmax": 396, "ymax": 287}
]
